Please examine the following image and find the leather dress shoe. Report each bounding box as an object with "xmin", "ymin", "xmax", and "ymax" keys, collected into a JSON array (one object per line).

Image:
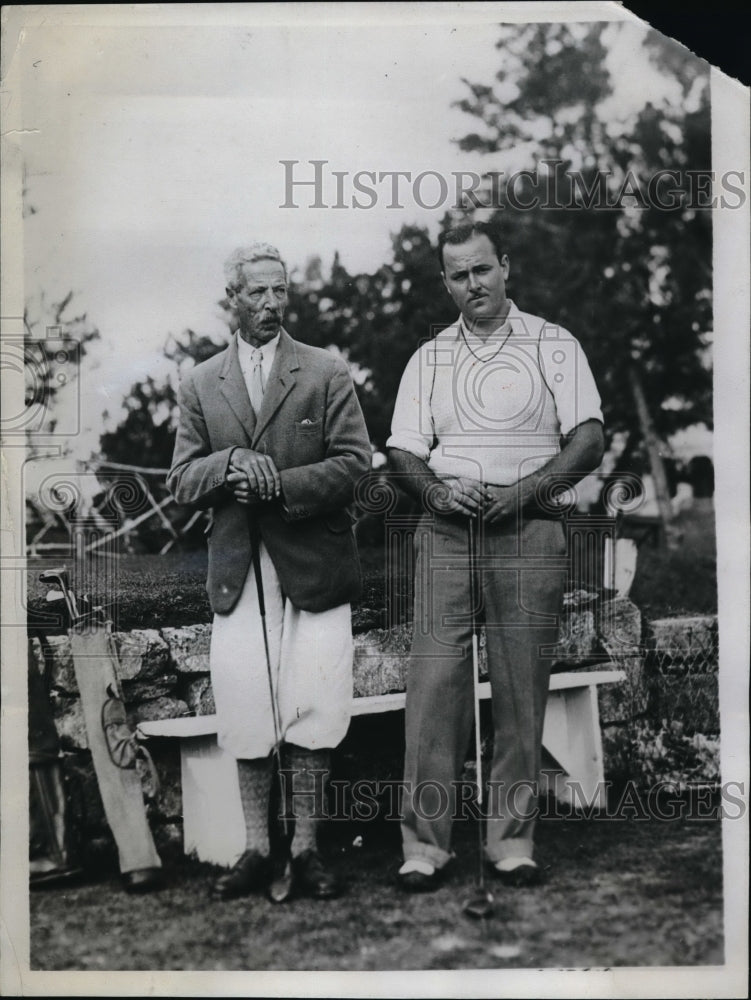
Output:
[
  {"xmin": 486, "ymin": 859, "xmax": 543, "ymax": 887},
  {"xmin": 211, "ymin": 850, "xmax": 271, "ymax": 901},
  {"xmin": 397, "ymin": 863, "xmax": 443, "ymax": 894},
  {"xmin": 290, "ymin": 849, "xmax": 341, "ymax": 900},
  {"xmin": 122, "ymin": 867, "xmax": 163, "ymax": 894}
]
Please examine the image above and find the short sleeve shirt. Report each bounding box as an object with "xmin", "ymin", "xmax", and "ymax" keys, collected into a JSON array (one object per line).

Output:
[{"xmin": 386, "ymin": 301, "xmax": 603, "ymax": 486}]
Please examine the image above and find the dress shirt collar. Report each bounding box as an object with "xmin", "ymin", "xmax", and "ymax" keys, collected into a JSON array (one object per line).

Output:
[{"xmin": 236, "ymin": 330, "xmax": 280, "ymax": 373}]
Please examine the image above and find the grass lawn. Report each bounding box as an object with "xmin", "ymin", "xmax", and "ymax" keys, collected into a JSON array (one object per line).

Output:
[{"xmin": 30, "ymin": 808, "xmax": 723, "ymax": 972}]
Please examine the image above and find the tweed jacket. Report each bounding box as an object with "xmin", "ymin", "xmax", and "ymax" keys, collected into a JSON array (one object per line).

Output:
[{"xmin": 167, "ymin": 329, "xmax": 371, "ymax": 614}]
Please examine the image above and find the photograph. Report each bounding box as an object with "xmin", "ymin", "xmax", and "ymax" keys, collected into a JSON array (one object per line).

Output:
[{"xmin": 1, "ymin": 2, "xmax": 748, "ymax": 996}]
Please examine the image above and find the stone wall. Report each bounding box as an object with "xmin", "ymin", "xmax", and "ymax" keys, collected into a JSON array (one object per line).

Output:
[{"xmin": 30, "ymin": 602, "xmax": 719, "ymax": 858}]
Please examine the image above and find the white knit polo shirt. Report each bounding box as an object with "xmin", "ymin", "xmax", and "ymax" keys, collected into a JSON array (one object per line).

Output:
[{"xmin": 386, "ymin": 301, "xmax": 603, "ymax": 486}]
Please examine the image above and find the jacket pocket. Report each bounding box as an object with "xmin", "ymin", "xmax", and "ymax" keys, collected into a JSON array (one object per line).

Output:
[
  {"xmin": 294, "ymin": 417, "xmax": 325, "ymax": 464},
  {"xmin": 295, "ymin": 417, "xmax": 322, "ymax": 433}
]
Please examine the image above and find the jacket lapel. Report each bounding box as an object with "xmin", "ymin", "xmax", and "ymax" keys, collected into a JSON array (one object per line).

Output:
[
  {"xmin": 251, "ymin": 329, "xmax": 299, "ymax": 447},
  {"xmin": 218, "ymin": 334, "xmax": 256, "ymax": 443}
]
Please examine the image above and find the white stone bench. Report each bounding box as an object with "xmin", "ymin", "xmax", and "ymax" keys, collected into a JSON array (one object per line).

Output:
[{"xmin": 138, "ymin": 668, "xmax": 624, "ymax": 866}]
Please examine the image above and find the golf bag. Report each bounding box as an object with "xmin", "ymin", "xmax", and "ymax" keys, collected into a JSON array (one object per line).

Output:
[
  {"xmin": 28, "ymin": 638, "xmax": 82, "ymax": 886},
  {"xmin": 35, "ymin": 569, "xmax": 162, "ymax": 877}
]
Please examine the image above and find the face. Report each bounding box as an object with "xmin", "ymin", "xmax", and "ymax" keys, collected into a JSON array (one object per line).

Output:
[
  {"xmin": 228, "ymin": 259, "xmax": 288, "ymax": 345},
  {"xmin": 441, "ymin": 234, "xmax": 510, "ymax": 334}
]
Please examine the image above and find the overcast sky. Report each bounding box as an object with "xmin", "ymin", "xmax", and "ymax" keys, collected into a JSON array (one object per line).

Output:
[{"xmin": 9, "ymin": 4, "xmax": 685, "ymax": 454}]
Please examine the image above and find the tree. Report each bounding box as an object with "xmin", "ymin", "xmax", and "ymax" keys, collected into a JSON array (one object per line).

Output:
[
  {"xmin": 95, "ymin": 329, "xmax": 226, "ymax": 551},
  {"xmin": 23, "ymin": 290, "xmax": 101, "ymax": 443},
  {"xmin": 283, "ymin": 231, "xmax": 451, "ymax": 448},
  {"xmin": 453, "ymin": 21, "xmax": 712, "ymax": 542},
  {"xmin": 94, "ymin": 232, "xmax": 452, "ymax": 548}
]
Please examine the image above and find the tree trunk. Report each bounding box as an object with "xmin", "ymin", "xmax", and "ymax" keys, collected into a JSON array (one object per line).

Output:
[{"xmin": 628, "ymin": 366, "xmax": 675, "ymax": 547}]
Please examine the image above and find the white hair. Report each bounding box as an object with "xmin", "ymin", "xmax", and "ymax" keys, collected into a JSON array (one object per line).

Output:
[{"xmin": 223, "ymin": 243, "xmax": 287, "ymax": 291}]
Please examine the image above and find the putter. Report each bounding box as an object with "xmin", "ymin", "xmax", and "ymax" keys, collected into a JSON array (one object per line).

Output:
[
  {"xmin": 248, "ymin": 517, "xmax": 294, "ymax": 903},
  {"xmin": 462, "ymin": 516, "xmax": 495, "ymax": 921}
]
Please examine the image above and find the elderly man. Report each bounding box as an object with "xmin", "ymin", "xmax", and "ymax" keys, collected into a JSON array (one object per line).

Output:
[
  {"xmin": 168, "ymin": 243, "xmax": 370, "ymax": 901},
  {"xmin": 387, "ymin": 219, "xmax": 605, "ymax": 892}
]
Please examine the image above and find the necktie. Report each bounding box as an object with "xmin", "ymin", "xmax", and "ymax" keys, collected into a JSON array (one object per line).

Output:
[{"xmin": 249, "ymin": 348, "xmax": 265, "ymax": 415}]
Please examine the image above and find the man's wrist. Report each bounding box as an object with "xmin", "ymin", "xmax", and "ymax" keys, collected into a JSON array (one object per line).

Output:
[
  {"xmin": 224, "ymin": 446, "xmax": 239, "ymax": 485},
  {"xmin": 517, "ymin": 474, "xmax": 538, "ymax": 508}
]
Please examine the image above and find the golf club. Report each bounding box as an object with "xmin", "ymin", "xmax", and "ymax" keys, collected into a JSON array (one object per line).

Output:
[
  {"xmin": 40, "ymin": 568, "xmax": 80, "ymax": 625},
  {"xmin": 248, "ymin": 517, "xmax": 294, "ymax": 903},
  {"xmin": 462, "ymin": 515, "xmax": 495, "ymax": 920}
]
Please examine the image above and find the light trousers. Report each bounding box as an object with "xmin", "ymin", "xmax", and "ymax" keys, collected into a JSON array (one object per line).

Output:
[
  {"xmin": 210, "ymin": 540, "xmax": 353, "ymax": 760},
  {"xmin": 401, "ymin": 514, "xmax": 567, "ymax": 868}
]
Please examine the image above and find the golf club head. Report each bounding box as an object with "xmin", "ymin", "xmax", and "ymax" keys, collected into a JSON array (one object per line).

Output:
[
  {"xmin": 39, "ymin": 569, "xmax": 79, "ymax": 622},
  {"xmin": 463, "ymin": 886, "xmax": 495, "ymax": 920},
  {"xmin": 268, "ymin": 860, "xmax": 294, "ymax": 904},
  {"xmin": 40, "ymin": 568, "xmax": 71, "ymax": 593}
]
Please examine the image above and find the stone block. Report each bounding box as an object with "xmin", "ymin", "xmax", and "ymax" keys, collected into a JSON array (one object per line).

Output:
[
  {"xmin": 182, "ymin": 675, "xmax": 216, "ymax": 715},
  {"xmin": 162, "ymin": 624, "xmax": 212, "ymax": 673},
  {"xmin": 353, "ymin": 625, "xmax": 412, "ymax": 696},
  {"xmin": 42, "ymin": 634, "xmax": 78, "ymax": 695},
  {"xmin": 553, "ymin": 609, "xmax": 598, "ymax": 665},
  {"xmin": 111, "ymin": 629, "xmax": 171, "ymax": 681},
  {"xmin": 52, "ymin": 694, "xmax": 88, "ymax": 751},
  {"xmin": 122, "ymin": 673, "xmax": 179, "ymax": 703},
  {"xmin": 131, "ymin": 696, "xmax": 190, "ymax": 724},
  {"xmin": 352, "ymin": 624, "xmax": 493, "ymax": 695},
  {"xmin": 598, "ymin": 597, "xmax": 642, "ymax": 659},
  {"xmin": 552, "ymin": 597, "xmax": 642, "ymax": 668}
]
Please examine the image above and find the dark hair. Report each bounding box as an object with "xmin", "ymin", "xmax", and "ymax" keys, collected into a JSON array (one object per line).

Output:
[{"xmin": 437, "ymin": 219, "xmax": 505, "ymax": 270}]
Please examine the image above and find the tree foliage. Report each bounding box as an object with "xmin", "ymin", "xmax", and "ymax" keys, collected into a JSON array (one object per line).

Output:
[
  {"xmin": 453, "ymin": 21, "xmax": 713, "ymax": 452},
  {"xmin": 23, "ymin": 291, "xmax": 101, "ymax": 442},
  {"xmin": 285, "ymin": 226, "xmax": 453, "ymax": 447},
  {"xmin": 97, "ymin": 21, "xmax": 713, "ymax": 548}
]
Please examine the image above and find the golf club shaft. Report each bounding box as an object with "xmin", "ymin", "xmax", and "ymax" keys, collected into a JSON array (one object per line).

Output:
[
  {"xmin": 468, "ymin": 516, "xmax": 486, "ymax": 892},
  {"xmin": 468, "ymin": 518, "xmax": 482, "ymax": 805},
  {"xmin": 248, "ymin": 520, "xmax": 282, "ymax": 745},
  {"xmin": 248, "ymin": 517, "xmax": 288, "ymax": 837}
]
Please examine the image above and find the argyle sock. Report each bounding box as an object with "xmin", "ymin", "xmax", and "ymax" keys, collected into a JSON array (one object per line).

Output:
[
  {"xmin": 237, "ymin": 757, "xmax": 272, "ymax": 856},
  {"xmin": 285, "ymin": 745, "xmax": 330, "ymax": 857}
]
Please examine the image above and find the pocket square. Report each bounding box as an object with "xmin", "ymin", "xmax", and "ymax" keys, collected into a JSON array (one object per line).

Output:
[{"xmin": 300, "ymin": 418, "xmax": 316, "ymax": 425}]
